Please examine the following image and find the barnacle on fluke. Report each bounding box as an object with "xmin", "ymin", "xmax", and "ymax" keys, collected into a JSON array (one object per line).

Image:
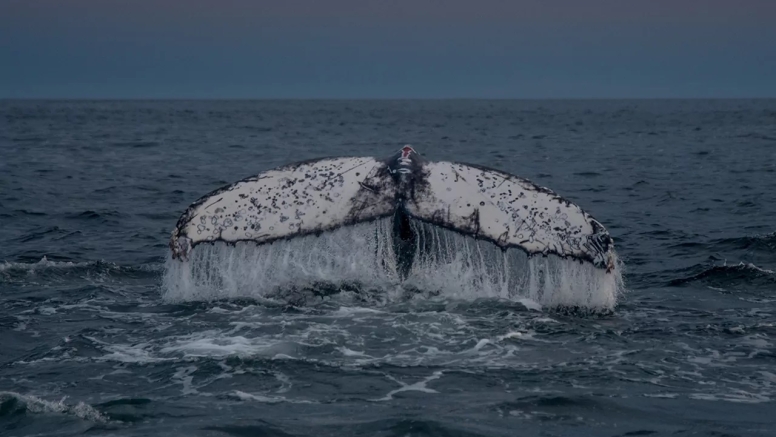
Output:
[{"xmin": 169, "ymin": 146, "xmax": 617, "ymax": 277}]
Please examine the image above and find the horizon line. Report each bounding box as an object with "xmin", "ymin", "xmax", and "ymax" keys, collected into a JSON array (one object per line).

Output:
[{"xmin": 3, "ymin": 96, "xmax": 776, "ymax": 101}]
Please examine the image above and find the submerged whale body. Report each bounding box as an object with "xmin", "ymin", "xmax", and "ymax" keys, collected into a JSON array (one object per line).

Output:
[{"xmin": 169, "ymin": 146, "xmax": 616, "ymax": 279}]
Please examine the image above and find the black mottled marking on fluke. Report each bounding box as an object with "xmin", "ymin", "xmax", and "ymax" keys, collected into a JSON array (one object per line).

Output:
[
  {"xmin": 392, "ymin": 209, "xmax": 416, "ymax": 279},
  {"xmin": 343, "ymin": 164, "xmax": 394, "ymax": 224}
]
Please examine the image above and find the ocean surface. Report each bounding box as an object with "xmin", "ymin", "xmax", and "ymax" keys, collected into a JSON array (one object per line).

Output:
[{"xmin": 1, "ymin": 100, "xmax": 775, "ymax": 437}]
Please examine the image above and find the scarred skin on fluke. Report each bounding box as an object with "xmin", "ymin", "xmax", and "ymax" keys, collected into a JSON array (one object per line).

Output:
[{"xmin": 169, "ymin": 146, "xmax": 616, "ymax": 274}]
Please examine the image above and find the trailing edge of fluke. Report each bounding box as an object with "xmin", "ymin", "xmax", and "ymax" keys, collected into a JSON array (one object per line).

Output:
[{"xmin": 169, "ymin": 146, "xmax": 616, "ymax": 273}]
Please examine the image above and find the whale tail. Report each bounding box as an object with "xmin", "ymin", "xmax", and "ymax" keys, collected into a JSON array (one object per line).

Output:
[{"xmin": 170, "ymin": 147, "xmax": 615, "ymax": 273}]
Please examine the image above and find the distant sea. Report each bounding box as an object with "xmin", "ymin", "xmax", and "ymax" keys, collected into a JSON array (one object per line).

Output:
[{"xmin": 1, "ymin": 100, "xmax": 775, "ymax": 436}]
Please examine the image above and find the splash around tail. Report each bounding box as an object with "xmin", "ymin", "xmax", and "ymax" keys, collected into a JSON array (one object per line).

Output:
[{"xmin": 162, "ymin": 218, "xmax": 624, "ymax": 310}]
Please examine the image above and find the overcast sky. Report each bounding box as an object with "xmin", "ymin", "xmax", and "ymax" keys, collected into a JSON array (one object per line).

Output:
[{"xmin": 2, "ymin": 0, "xmax": 775, "ymax": 98}]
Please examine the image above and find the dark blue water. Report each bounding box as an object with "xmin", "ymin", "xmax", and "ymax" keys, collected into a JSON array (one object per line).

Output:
[{"xmin": 1, "ymin": 100, "xmax": 775, "ymax": 436}]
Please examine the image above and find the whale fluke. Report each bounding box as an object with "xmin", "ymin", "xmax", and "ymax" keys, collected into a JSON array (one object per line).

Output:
[
  {"xmin": 169, "ymin": 156, "xmax": 397, "ymax": 259},
  {"xmin": 170, "ymin": 146, "xmax": 615, "ymax": 273},
  {"xmin": 404, "ymin": 161, "xmax": 614, "ymax": 270}
]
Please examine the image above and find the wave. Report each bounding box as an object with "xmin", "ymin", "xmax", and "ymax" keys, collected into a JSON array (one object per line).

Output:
[
  {"xmin": 710, "ymin": 232, "xmax": 776, "ymax": 253},
  {"xmin": 9, "ymin": 209, "xmax": 122, "ymax": 221},
  {"xmin": 668, "ymin": 262, "xmax": 775, "ymax": 287},
  {"xmin": 203, "ymin": 419, "xmax": 483, "ymax": 437},
  {"xmin": 111, "ymin": 140, "xmax": 160, "ymax": 148},
  {"xmin": 0, "ymin": 391, "xmax": 105, "ymax": 422},
  {"xmin": 65, "ymin": 210, "xmax": 122, "ymax": 220},
  {"xmin": 573, "ymin": 171, "xmax": 601, "ymax": 178},
  {"xmin": 736, "ymin": 132, "xmax": 776, "ymax": 141},
  {"xmin": 667, "ymin": 232, "xmax": 776, "ymax": 263},
  {"xmin": 0, "ymin": 256, "xmax": 95, "ymax": 273},
  {"xmin": 0, "ymin": 257, "xmax": 161, "ymax": 282},
  {"xmin": 13, "ymin": 209, "xmax": 48, "ymax": 216},
  {"xmin": 162, "ymin": 218, "xmax": 623, "ymax": 310},
  {"xmin": 12, "ymin": 226, "xmax": 68, "ymax": 243}
]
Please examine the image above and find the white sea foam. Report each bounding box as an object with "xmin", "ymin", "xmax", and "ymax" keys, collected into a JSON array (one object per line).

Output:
[
  {"xmin": 163, "ymin": 218, "xmax": 623, "ymax": 309},
  {"xmin": 371, "ymin": 371, "xmax": 444, "ymax": 401},
  {"xmin": 231, "ymin": 391, "xmax": 315, "ymax": 404},
  {"xmin": 0, "ymin": 256, "xmax": 162, "ymax": 279},
  {"xmin": 0, "ymin": 391, "xmax": 106, "ymax": 422},
  {"xmin": 0, "ymin": 256, "xmax": 91, "ymax": 273},
  {"xmin": 689, "ymin": 392, "xmax": 771, "ymax": 404}
]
